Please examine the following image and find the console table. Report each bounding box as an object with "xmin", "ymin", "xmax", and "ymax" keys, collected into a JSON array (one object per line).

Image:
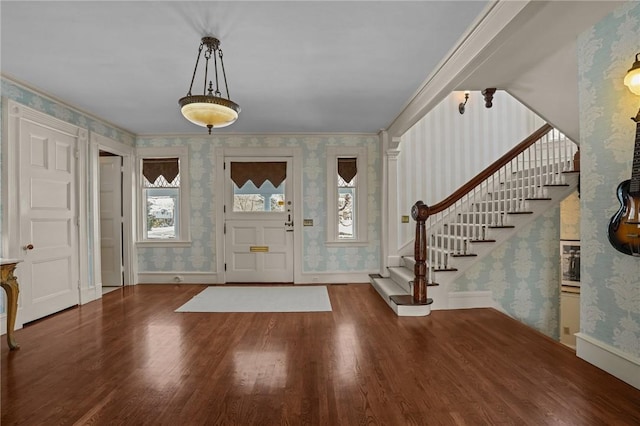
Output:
[{"xmin": 1, "ymin": 258, "xmax": 21, "ymax": 350}]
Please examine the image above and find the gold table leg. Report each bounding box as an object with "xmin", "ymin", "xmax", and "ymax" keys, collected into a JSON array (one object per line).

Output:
[{"xmin": 1, "ymin": 263, "xmax": 20, "ymax": 350}]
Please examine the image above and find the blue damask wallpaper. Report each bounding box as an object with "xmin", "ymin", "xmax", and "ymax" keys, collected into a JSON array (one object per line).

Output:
[
  {"xmin": 577, "ymin": 1, "xmax": 640, "ymax": 358},
  {"xmin": 1, "ymin": 79, "xmax": 135, "ymax": 146},
  {"xmin": 136, "ymin": 135, "xmax": 380, "ymax": 276},
  {"xmin": 452, "ymin": 208, "xmax": 561, "ymax": 339}
]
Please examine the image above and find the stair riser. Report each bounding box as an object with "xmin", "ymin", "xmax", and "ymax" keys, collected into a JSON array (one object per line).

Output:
[
  {"xmin": 439, "ymin": 224, "xmax": 486, "ymax": 236},
  {"xmin": 430, "ymin": 238, "xmax": 475, "ymax": 254},
  {"xmin": 483, "ymin": 187, "xmax": 536, "ymax": 198},
  {"xmin": 510, "ymin": 162, "xmax": 572, "ymax": 178},
  {"xmin": 473, "ymin": 201, "xmax": 522, "ymax": 211},
  {"xmin": 388, "ymin": 268, "xmax": 412, "ymax": 293}
]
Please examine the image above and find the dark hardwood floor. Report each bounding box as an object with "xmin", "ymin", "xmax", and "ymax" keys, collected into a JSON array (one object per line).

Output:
[{"xmin": 2, "ymin": 284, "xmax": 639, "ymax": 425}]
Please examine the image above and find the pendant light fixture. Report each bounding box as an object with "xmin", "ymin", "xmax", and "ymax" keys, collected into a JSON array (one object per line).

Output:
[
  {"xmin": 179, "ymin": 37, "xmax": 240, "ymax": 134},
  {"xmin": 624, "ymin": 53, "xmax": 640, "ymax": 96}
]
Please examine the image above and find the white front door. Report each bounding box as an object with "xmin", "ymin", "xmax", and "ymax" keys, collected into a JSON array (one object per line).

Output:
[
  {"xmin": 99, "ymin": 155, "xmax": 123, "ymax": 287},
  {"xmin": 224, "ymin": 157, "xmax": 294, "ymax": 282},
  {"xmin": 19, "ymin": 120, "xmax": 80, "ymax": 322}
]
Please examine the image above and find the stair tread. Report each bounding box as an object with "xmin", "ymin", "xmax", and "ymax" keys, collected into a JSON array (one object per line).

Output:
[
  {"xmin": 389, "ymin": 295, "xmax": 433, "ymax": 306},
  {"xmin": 371, "ymin": 277, "xmax": 409, "ymax": 299}
]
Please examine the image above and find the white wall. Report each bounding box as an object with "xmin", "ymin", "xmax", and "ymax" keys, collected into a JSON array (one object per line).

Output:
[{"xmin": 397, "ymin": 90, "xmax": 544, "ymax": 249}]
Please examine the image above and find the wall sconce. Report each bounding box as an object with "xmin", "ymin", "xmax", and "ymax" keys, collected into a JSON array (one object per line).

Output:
[
  {"xmin": 624, "ymin": 53, "xmax": 640, "ymax": 96},
  {"xmin": 458, "ymin": 91, "xmax": 470, "ymax": 114}
]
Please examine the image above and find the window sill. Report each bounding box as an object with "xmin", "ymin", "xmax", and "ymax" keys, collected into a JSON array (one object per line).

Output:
[
  {"xmin": 325, "ymin": 240, "xmax": 369, "ymax": 248},
  {"xmin": 136, "ymin": 240, "xmax": 192, "ymax": 248}
]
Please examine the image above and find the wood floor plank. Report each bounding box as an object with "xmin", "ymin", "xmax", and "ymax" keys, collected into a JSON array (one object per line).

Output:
[{"xmin": 2, "ymin": 284, "xmax": 639, "ymax": 425}]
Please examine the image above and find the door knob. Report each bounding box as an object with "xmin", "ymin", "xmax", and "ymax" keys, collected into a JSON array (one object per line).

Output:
[{"xmin": 23, "ymin": 244, "xmax": 34, "ymax": 250}]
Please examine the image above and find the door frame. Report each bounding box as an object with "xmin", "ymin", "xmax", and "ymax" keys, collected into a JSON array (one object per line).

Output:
[
  {"xmin": 89, "ymin": 132, "xmax": 136, "ymax": 294},
  {"xmin": 2, "ymin": 100, "xmax": 85, "ymax": 328},
  {"xmin": 214, "ymin": 146, "xmax": 303, "ymax": 283}
]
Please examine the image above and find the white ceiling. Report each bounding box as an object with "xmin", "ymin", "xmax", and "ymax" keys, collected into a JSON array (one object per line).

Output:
[{"xmin": 0, "ymin": 1, "xmax": 488, "ymax": 135}]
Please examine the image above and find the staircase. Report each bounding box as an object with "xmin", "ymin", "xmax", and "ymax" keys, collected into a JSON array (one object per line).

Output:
[{"xmin": 371, "ymin": 125, "xmax": 579, "ymax": 316}]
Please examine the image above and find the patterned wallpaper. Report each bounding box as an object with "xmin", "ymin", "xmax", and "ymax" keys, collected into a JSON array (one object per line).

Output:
[
  {"xmin": 1, "ymin": 79, "xmax": 135, "ymax": 146},
  {"xmin": 135, "ymin": 135, "xmax": 380, "ymax": 276},
  {"xmin": 452, "ymin": 208, "xmax": 561, "ymax": 339},
  {"xmin": 577, "ymin": 1, "xmax": 640, "ymax": 358},
  {"xmin": 560, "ymin": 192, "xmax": 581, "ymax": 241}
]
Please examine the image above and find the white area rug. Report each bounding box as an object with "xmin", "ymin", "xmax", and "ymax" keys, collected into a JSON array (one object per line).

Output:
[{"xmin": 175, "ymin": 286, "xmax": 332, "ymax": 313}]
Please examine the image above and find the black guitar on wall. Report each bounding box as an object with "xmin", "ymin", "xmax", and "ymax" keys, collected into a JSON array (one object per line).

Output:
[{"xmin": 608, "ymin": 111, "xmax": 640, "ymax": 256}]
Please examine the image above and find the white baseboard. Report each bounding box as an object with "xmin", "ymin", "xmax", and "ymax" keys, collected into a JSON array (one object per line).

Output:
[
  {"xmin": 137, "ymin": 271, "xmax": 219, "ymax": 284},
  {"xmin": 138, "ymin": 271, "xmax": 372, "ymax": 285},
  {"xmin": 447, "ymin": 291, "xmax": 494, "ymax": 309},
  {"xmin": 296, "ymin": 271, "xmax": 373, "ymax": 284},
  {"xmin": 79, "ymin": 285, "xmax": 101, "ymax": 304},
  {"xmin": 576, "ymin": 333, "xmax": 640, "ymax": 390}
]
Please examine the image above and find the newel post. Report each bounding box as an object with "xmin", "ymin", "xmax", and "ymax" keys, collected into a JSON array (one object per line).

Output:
[{"xmin": 411, "ymin": 201, "xmax": 430, "ymax": 304}]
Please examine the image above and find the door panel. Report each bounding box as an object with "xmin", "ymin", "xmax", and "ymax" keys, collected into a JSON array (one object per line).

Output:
[
  {"xmin": 31, "ymin": 219, "xmax": 71, "ymax": 248},
  {"xmin": 99, "ymin": 156, "xmax": 124, "ymax": 287},
  {"xmin": 19, "ymin": 120, "xmax": 79, "ymax": 322},
  {"xmin": 226, "ymin": 221, "xmax": 292, "ymax": 281},
  {"xmin": 224, "ymin": 157, "xmax": 294, "ymax": 283},
  {"xmin": 31, "ymin": 257, "xmax": 71, "ymax": 300}
]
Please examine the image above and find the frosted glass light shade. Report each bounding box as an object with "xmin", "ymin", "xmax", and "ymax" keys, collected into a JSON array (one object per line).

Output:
[
  {"xmin": 624, "ymin": 54, "xmax": 640, "ymax": 96},
  {"xmin": 624, "ymin": 66, "xmax": 640, "ymax": 96},
  {"xmin": 179, "ymin": 95, "xmax": 240, "ymax": 130}
]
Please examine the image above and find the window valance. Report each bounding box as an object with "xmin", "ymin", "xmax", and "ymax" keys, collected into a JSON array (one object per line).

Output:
[
  {"xmin": 231, "ymin": 162, "xmax": 287, "ymax": 188},
  {"xmin": 337, "ymin": 158, "xmax": 357, "ymax": 183},
  {"xmin": 142, "ymin": 158, "xmax": 180, "ymax": 184}
]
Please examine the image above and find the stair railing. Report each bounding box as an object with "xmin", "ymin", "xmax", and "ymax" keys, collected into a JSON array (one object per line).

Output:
[{"xmin": 410, "ymin": 124, "xmax": 577, "ymax": 304}]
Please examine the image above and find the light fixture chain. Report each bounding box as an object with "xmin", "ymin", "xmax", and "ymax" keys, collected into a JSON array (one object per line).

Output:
[
  {"xmin": 219, "ymin": 49, "xmax": 231, "ymax": 100},
  {"xmin": 186, "ymin": 42, "xmax": 204, "ymax": 96},
  {"xmin": 204, "ymin": 43, "xmax": 213, "ymax": 95},
  {"xmin": 213, "ymin": 47, "xmax": 221, "ymax": 97}
]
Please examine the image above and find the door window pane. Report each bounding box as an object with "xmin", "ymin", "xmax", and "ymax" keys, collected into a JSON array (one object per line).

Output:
[{"xmin": 233, "ymin": 180, "xmax": 285, "ymax": 212}]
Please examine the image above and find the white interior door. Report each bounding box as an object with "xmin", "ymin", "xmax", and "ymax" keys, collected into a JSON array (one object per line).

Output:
[
  {"xmin": 19, "ymin": 120, "xmax": 80, "ymax": 322},
  {"xmin": 224, "ymin": 157, "xmax": 294, "ymax": 282},
  {"xmin": 99, "ymin": 155, "xmax": 123, "ymax": 287}
]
